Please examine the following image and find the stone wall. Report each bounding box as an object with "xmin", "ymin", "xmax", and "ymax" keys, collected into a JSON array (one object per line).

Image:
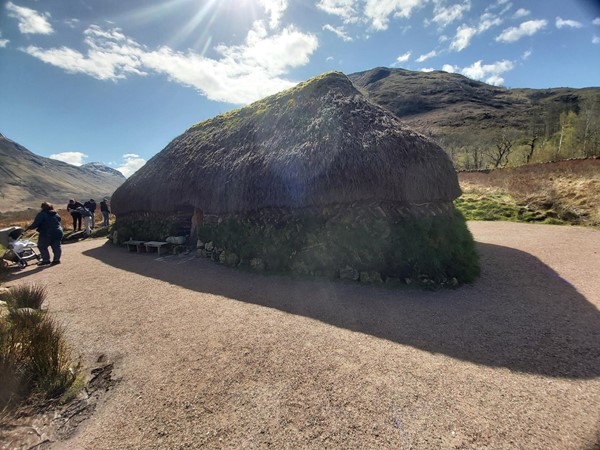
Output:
[{"xmin": 196, "ymin": 202, "xmax": 479, "ymax": 286}]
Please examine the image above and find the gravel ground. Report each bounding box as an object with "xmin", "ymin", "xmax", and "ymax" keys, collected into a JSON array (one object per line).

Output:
[{"xmin": 4, "ymin": 221, "xmax": 600, "ymax": 449}]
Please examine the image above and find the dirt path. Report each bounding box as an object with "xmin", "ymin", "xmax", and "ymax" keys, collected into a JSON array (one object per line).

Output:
[{"xmin": 4, "ymin": 222, "xmax": 600, "ymax": 449}]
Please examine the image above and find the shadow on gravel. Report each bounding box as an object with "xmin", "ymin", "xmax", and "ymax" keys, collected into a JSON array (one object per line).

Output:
[{"xmin": 83, "ymin": 241, "xmax": 600, "ymax": 379}]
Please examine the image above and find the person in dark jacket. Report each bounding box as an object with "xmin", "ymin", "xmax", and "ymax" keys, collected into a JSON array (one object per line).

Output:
[
  {"xmin": 84, "ymin": 199, "xmax": 97, "ymax": 230},
  {"xmin": 100, "ymin": 198, "xmax": 111, "ymax": 227},
  {"xmin": 26, "ymin": 202, "xmax": 64, "ymax": 266},
  {"xmin": 67, "ymin": 199, "xmax": 83, "ymax": 231}
]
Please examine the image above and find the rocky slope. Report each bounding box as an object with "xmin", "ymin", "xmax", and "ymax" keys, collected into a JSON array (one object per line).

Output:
[
  {"xmin": 348, "ymin": 67, "xmax": 600, "ymax": 143},
  {"xmin": 0, "ymin": 133, "xmax": 125, "ymax": 212}
]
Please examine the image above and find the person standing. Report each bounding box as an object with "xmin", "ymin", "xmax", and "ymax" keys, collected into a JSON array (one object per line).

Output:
[
  {"xmin": 84, "ymin": 199, "xmax": 97, "ymax": 230},
  {"xmin": 67, "ymin": 199, "xmax": 83, "ymax": 231},
  {"xmin": 25, "ymin": 202, "xmax": 64, "ymax": 266},
  {"xmin": 79, "ymin": 206, "xmax": 93, "ymax": 235},
  {"xmin": 100, "ymin": 198, "xmax": 111, "ymax": 227}
]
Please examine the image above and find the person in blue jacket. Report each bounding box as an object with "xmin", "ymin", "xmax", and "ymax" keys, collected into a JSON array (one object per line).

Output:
[{"xmin": 26, "ymin": 202, "xmax": 64, "ymax": 266}]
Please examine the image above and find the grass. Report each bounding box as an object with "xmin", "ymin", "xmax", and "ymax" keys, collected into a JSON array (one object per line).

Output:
[
  {"xmin": 0, "ymin": 209, "xmax": 115, "ymax": 234},
  {"xmin": 457, "ymin": 159, "xmax": 600, "ymax": 227},
  {"xmin": 0, "ymin": 284, "xmax": 81, "ymax": 412},
  {"xmin": 454, "ymin": 192, "xmax": 564, "ymax": 224}
]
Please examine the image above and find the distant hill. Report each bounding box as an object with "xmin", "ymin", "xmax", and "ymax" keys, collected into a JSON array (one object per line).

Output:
[
  {"xmin": 348, "ymin": 68, "xmax": 600, "ymax": 167},
  {"xmin": 0, "ymin": 133, "xmax": 125, "ymax": 212}
]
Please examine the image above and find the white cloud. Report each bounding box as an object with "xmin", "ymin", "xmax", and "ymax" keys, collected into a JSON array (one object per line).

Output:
[
  {"xmin": 364, "ymin": 0, "xmax": 424, "ymax": 31},
  {"xmin": 521, "ymin": 49, "xmax": 532, "ymax": 60},
  {"xmin": 432, "ymin": 1, "xmax": 471, "ymax": 28},
  {"xmin": 326, "ymin": 56, "xmax": 334, "ymax": 61},
  {"xmin": 0, "ymin": 32, "xmax": 8, "ymax": 48},
  {"xmin": 24, "ymin": 25, "xmax": 147, "ymax": 81},
  {"xmin": 593, "ymin": 35, "xmax": 600, "ymax": 44},
  {"xmin": 450, "ymin": 25, "xmax": 477, "ymax": 51},
  {"xmin": 6, "ymin": 1, "xmax": 53, "ymax": 35},
  {"xmin": 65, "ymin": 18, "xmax": 80, "ymax": 29},
  {"xmin": 449, "ymin": 13, "xmax": 502, "ymax": 51},
  {"xmin": 459, "ymin": 59, "xmax": 514, "ymax": 85},
  {"xmin": 316, "ymin": 0, "xmax": 359, "ymax": 23},
  {"xmin": 496, "ymin": 19, "xmax": 547, "ymax": 43},
  {"xmin": 442, "ymin": 63, "xmax": 456, "ymax": 72},
  {"xmin": 116, "ymin": 154, "xmax": 146, "ymax": 177},
  {"xmin": 420, "ymin": 67, "xmax": 435, "ymax": 72},
  {"xmin": 22, "ymin": 23, "xmax": 318, "ymax": 104},
  {"xmin": 485, "ymin": 0, "xmax": 511, "ymax": 13},
  {"xmin": 323, "ymin": 24, "xmax": 353, "ymax": 41},
  {"xmin": 478, "ymin": 12, "xmax": 502, "ymax": 32},
  {"xmin": 396, "ymin": 51, "xmax": 411, "ymax": 62},
  {"xmin": 555, "ymin": 17, "xmax": 583, "ymax": 29},
  {"xmin": 416, "ymin": 49, "xmax": 437, "ymax": 62},
  {"xmin": 594, "ymin": 17, "xmax": 600, "ymax": 26},
  {"xmin": 513, "ymin": 8, "xmax": 529, "ymax": 19},
  {"xmin": 258, "ymin": 0, "xmax": 287, "ymax": 29},
  {"xmin": 49, "ymin": 152, "xmax": 88, "ymax": 166}
]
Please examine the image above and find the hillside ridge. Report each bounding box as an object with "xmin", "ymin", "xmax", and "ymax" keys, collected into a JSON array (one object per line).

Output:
[{"xmin": 0, "ymin": 134, "xmax": 125, "ymax": 212}]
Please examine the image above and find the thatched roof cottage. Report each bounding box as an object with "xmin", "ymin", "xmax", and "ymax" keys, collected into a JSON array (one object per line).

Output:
[{"xmin": 112, "ymin": 72, "xmax": 478, "ymax": 285}]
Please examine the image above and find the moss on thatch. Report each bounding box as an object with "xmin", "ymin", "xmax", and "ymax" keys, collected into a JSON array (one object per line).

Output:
[{"xmin": 111, "ymin": 72, "xmax": 460, "ymax": 216}]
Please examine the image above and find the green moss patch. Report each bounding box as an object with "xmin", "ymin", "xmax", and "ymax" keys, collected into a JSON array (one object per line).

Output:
[{"xmin": 198, "ymin": 208, "xmax": 479, "ymax": 286}]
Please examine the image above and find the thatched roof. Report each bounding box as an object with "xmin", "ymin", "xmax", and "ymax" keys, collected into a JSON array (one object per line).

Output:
[{"xmin": 112, "ymin": 72, "xmax": 460, "ymax": 216}]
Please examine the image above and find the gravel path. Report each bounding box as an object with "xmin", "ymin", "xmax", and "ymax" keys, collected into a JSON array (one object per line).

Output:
[{"xmin": 6, "ymin": 221, "xmax": 600, "ymax": 449}]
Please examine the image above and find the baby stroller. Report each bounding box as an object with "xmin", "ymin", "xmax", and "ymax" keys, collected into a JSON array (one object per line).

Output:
[{"xmin": 0, "ymin": 226, "xmax": 41, "ymax": 268}]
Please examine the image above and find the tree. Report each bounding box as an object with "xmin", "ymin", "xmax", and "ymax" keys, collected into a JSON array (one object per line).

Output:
[
  {"xmin": 575, "ymin": 96, "xmax": 600, "ymax": 157},
  {"xmin": 523, "ymin": 106, "xmax": 545, "ymax": 163},
  {"xmin": 555, "ymin": 111, "xmax": 577, "ymax": 159},
  {"xmin": 489, "ymin": 132, "xmax": 515, "ymax": 168}
]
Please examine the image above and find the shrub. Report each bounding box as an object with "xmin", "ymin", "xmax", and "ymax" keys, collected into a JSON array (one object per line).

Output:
[{"xmin": 0, "ymin": 284, "xmax": 80, "ymax": 410}]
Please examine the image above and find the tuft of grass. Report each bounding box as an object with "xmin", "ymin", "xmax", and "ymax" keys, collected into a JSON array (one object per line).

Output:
[
  {"xmin": 1, "ymin": 284, "xmax": 47, "ymax": 310},
  {"xmin": 0, "ymin": 284, "xmax": 80, "ymax": 411}
]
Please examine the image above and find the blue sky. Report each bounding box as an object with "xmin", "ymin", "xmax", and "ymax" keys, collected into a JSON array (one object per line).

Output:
[{"xmin": 1, "ymin": 0, "xmax": 599, "ymax": 176}]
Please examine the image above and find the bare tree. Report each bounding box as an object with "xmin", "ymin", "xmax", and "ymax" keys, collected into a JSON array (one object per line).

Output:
[
  {"xmin": 489, "ymin": 133, "xmax": 514, "ymax": 168},
  {"xmin": 524, "ymin": 106, "xmax": 545, "ymax": 163}
]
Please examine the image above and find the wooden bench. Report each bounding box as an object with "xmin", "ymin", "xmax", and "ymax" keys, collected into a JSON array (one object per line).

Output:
[
  {"xmin": 144, "ymin": 241, "xmax": 170, "ymax": 256},
  {"xmin": 123, "ymin": 239, "xmax": 147, "ymax": 253}
]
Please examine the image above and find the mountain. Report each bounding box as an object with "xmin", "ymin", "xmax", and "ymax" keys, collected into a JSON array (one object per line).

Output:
[
  {"xmin": 0, "ymin": 134, "xmax": 125, "ymax": 212},
  {"xmin": 348, "ymin": 67, "xmax": 600, "ymax": 164}
]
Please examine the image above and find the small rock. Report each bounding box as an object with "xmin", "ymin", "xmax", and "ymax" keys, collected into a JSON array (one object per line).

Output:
[
  {"xmin": 250, "ymin": 258, "xmax": 265, "ymax": 271},
  {"xmin": 339, "ymin": 265, "xmax": 359, "ymax": 281},
  {"xmin": 219, "ymin": 251, "xmax": 238, "ymax": 266},
  {"xmin": 196, "ymin": 239, "xmax": 204, "ymax": 249},
  {"xmin": 205, "ymin": 241, "xmax": 214, "ymax": 252}
]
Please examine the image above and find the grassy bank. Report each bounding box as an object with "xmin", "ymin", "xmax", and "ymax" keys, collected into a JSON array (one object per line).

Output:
[{"xmin": 458, "ymin": 159, "xmax": 600, "ymax": 227}]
